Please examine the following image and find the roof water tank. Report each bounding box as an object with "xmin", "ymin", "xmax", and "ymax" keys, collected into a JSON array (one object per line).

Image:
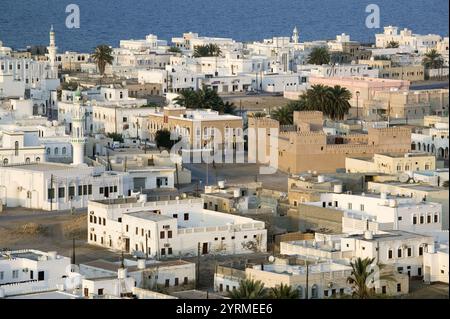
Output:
[
  {"xmin": 218, "ymin": 181, "xmax": 225, "ymax": 189},
  {"xmin": 317, "ymin": 175, "xmax": 325, "ymax": 183},
  {"xmin": 388, "ymin": 199, "xmax": 397, "ymax": 208},
  {"xmin": 137, "ymin": 259, "xmax": 146, "ymax": 270},
  {"xmin": 364, "ymin": 231, "xmax": 373, "ymax": 240},
  {"xmin": 333, "ymin": 184, "xmax": 343, "ymax": 193}
]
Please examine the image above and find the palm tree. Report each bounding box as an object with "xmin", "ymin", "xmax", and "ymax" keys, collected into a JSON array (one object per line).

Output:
[
  {"xmin": 222, "ymin": 101, "xmax": 236, "ymax": 114},
  {"xmin": 193, "ymin": 44, "xmax": 222, "ymax": 57},
  {"xmin": 174, "ymin": 89, "xmax": 199, "ymax": 109},
  {"xmin": 307, "ymin": 47, "xmax": 330, "ymax": 65},
  {"xmin": 272, "ymin": 106, "xmax": 294, "ymax": 125},
  {"xmin": 386, "ymin": 41, "xmax": 399, "ymax": 48},
  {"xmin": 168, "ymin": 46, "xmax": 182, "ymax": 54},
  {"xmin": 251, "ymin": 111, "xmax": 267, "ymax": 118},
  {"xmin": 422, "ymin": 49, "xmax": 444, "ymax": 69},
  {"xmin": 92, "ymin": 44, "xmax": 113, "ymax": 76},
  {"xmin": 228, "ymin": 279, "xmax": 267, "ymax": 299},
  {"xmin": 304, "ymin": 84, "xmax": 331, "ymax": 112},
  {"xmin": 327, "ymin": 85, "xmax": 352, "ymax": 120},
  {"xmin": 268, "ymin": 283, "xmax": 299, "ymax": 299},
  {"xmin": 347, "ymin": 257, "xmax": 376, "ymax": 299}
]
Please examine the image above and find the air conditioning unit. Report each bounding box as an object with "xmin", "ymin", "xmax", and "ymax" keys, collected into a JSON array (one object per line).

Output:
[
  {"xmin": 22, "ymin": 268, "xmax": 29, "ymax": 272},
  {"xmin": 163, "ymin": 225, "xmax": 170, "ymax": 229},
  {"xmin": 164, "ymin": 243, "xmax": 171, "ymax": 248}
]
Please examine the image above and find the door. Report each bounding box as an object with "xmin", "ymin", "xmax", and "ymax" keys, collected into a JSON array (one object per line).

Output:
[
  {"xmin": 124, "ymin": 238, "xmax": 130, "ymax": 252},
  {"xmin": 202, "ymin": 242, "xmax": 208, "ymax": 255},
  {"xmin": 38, "ymin": 271, "xmax": 45, "ymax": 281},
  {"xmin": 134, "ymin": 177, "xmax": 146, "ymax": 191},
  {"xmin": 84, "ymin": 288, "xmax": 89, "ymax": 297},
  {"xmin": 418, "ymin": 267, "xmax": 422, "ymax": 277},
  {"xmin": 30, "ymin": 270, "xmax": 34, "ymax": 280},
  {"xmin": 104, "ymin": 186, "xmax": 109, "ymax": 198}
]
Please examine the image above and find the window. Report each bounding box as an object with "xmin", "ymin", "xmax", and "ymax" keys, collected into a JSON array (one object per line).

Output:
[
  {"xmin": 407, "ymin": 248, "xmax": 412, "ymax": 257},
  {"xmin": 161, "ymin": 248, "xmax": 166, "ymax": 256},
  {"xmin": 348, "ymin": 203, "xmax": 352, "ymax": 210},
  {"xmin": 165, "ymin": 279, "xmax": 170, "ymax": 287},
  {"xmin": 99, "ymin": 187, "xmax": 104, "ymax": 194},
  {"xmin": 3, "ymin": 158, "xmax": 8, "ymax": 165},
  {"xmin": 88, "ymin": 185, "xmax": 92, "ymax": 195},
  {"xmin": 427, "ymin": 215, "xmax": 431, "ymax": 223},
  {"xmin": 420, "ymin": 216, "xmax": 424, "ymax": 224},
  {"xmin": 173, "ymin": 214, "xmax": 178, "ymax": 218},
  {"xmin": 174, "ymin": 277, "xmax": 179, "ymax": 286},
  {"xmin": 360, "ymin": 204, "xmax": 364, "ymax": 211},
  {"xmin": 126, "ymin": 225, "xmax": 129, "ymax": 232},
  {"xmin": 388, "ymin": 249, "xmax": 393, "ymax": 259},
  {"xmin": 168, "ymin": 248, "xmax": 173, "ymax": 255},
  {"xmin": 62, "ymin": 147, "xmax": 67, "ymax": 155},
  {"xmin": 160, "ymin": 231, "xmax": 165, "ymax": 239},
  {"xmin": 413, "ymin": 216, "xmax": 417, "ymax": 225},
  {"xmin": 397, "ymin": 283, "xmax": 401, "ymax": 292},
  {"xmin": 14, "ymin": 141, "xmax": 19, "ymax": 156},
  {"xmin": 98, "ymin": 289, "xmax": 104, "ymax": 296},
  {"xmin": 0, "ymin": 271, "xmax": 3, "ymax": 280},
  {"xmin": 184, "ymin": 277, "xmax": 188, "ymax": 285},
  {"xmin": 419, "ymin": 247, "xmax": 423, "ymax": 256},
  {"xmin": 78, "ymin": 185, "xmax": 82, "ymax": 196},
  {"xmin": 58, "ymin": 187, "xmax": 65, "ymax": 198},
  {"xmin": 434, "ymin": 214, "xmax": 438, "ymax": 223},
  {"xmin": 398, "ymin": 249, "xmax": 402, "ymax": 258},
  {"xmin": 382, "ymin": 286, "xmax": 387, "ymax": 294},
  {"xmin": 69, "ymin": 186, "xmax": 75, "ymax": 197},
  {"xmin": 25, "ymin": 157, "xmax": 30, "ymax": 164},
  {"xmin": 184, "ymin": 213, "xmax": 189, "ymax": 221},
  {"xmin": 12, "ymin": 270, "xmax": 19, "ymax": 279},
  {"xmin": 168, "ymin": 231, "xmax": 172, "ymax": 238},
  {"xmin": 48, "ymin": 188, "xmax": 55, "ymax": 200}
]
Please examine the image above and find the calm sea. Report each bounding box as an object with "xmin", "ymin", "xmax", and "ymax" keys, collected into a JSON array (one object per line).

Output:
[{"xmin": 0, "ymin": 0, "xmax": 448, "ymax": 52}]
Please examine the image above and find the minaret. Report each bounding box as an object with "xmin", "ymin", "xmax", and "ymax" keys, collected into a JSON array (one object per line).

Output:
[
  {"xmin": 292, "ymin": 26, "xmax": 299, "ymax": 44},
  {"xmin": 47, "ymin": 25, "xmax": 58, "ymax": 77},
  {"xmin": 71, "ymin": 89, "xmax": 86, "ymax": 166}
]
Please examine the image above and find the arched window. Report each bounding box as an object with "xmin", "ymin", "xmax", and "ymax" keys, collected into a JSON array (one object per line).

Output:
[
  {"xmin": 15, "ymin": 141, "xmax": 19, "ymax": 156},
  {"xmin": 396, "ymin": 164, "xmax": 402, "ymax": 171},
  {"xmin": 47, "ymin": 148, "xmax": 51, "ymax": 155},
  {"xmin": 25, "ymin": 157, "xmax": 30, "ymax": 164},
  {"xmin": 3, "ymin": 158, "xmax": 8, "ymax": 165},
  {"xmin": 405, "ymin": 164, "xmax": 410, "ymax": 171},
  {"xmin": 62, "ymin": 147, "xmax": 67, "ymax": 155},
  {"xmin": 54, "ymin": 147, "xmax": 59, "ymax": 155},
  {"xmin": 36, "ymin": 157, "xmax": 40, "ymax": 162}
]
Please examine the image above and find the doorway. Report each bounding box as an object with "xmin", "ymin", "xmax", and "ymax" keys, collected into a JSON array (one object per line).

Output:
[
  {"xmin": 38, "ymin": 271, "xmax": 45, "ymax": 281},
  {"xmin": 202, "ymin": 242, "xmax": 208, "ymax": 255}
]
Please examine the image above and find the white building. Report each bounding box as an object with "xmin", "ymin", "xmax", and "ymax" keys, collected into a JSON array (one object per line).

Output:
[
  {"xmin": 0, "ymin": 250, "xmax": 71, "ymax": 298},
  {"xmin": 0, "ymin": 130, "xmax": 46, "ymax": 165},
  {"xmin": 80, "ymin": 258, "xmax": 195, "ymax": 290},
  {"xmin": 0, "ymin": 162, "xmax": 131, "ymax": 211},
  {"xmin": 412, "ymin": 122, "xmax": 449, "ymax": 159},
  {"xmin": 305, "ymin": 192, "xmax": 442, "ymax": 236},
  {"xmin": 297, "ymin": 63, "xmax": 379, "ymax": 78},
  {"xmin": 87, "ymin": 197, "xmax": 267, "ymax": 258},
  {"xmin": 375, "ymin": 26, "xmax": 443, "ymax": 53},
  {"xmin": 423, "ymin": 243, "xmax": 449, "ymax": 283}
]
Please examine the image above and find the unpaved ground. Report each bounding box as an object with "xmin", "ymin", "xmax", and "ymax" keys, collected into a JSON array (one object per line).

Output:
[{"xmin": 0, "ymin": 212, "xmax": 121, "ymax": 263}]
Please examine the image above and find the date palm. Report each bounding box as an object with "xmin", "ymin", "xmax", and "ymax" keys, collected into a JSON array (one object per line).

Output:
[
  {"xmin": 92, "ymin": 44, "xmax": 113, "ymax": 76},
  {"xmin": 422, "ymin": 49, "xmax": 444, "ymax": 69},
  {"xmin": 307, "ymin": 47, "xmax": 330, "ymax": 65},
  {"xmin": 269, "ymin": 283, "xmax": 299, "ymax": 299},
  {"xmin": 327, "ymin": 85, "xmax": 352, "ymax": 120},
  {"xmin": 386, "ymin": 41, "xmax": 399, "ymax": 48},
  {"xmin": 193, "ymin": 44, "xmax": 222, "ymax": 57},
  {"xmin": 228, "ymin": 279, "xmax": 267, "ymax": 299}
]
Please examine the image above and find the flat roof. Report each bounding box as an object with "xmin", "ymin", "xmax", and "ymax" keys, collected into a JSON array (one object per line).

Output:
[
  {"xmin": 82, "ymin": 259, "xmax": 192, "ymax": 273},
  {"xmin": 349, "ymin": 230, "xmax": 432, "ymax": 242},
  {"xmin": 7, "ymin": 290, "xmax": 81, "ymax": 299},
  {"xmin": 126, "ymin": 211, "xmax": 173, "ymax": 222}
]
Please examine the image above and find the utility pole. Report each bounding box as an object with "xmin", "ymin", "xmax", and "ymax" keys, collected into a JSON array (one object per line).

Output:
[
  {"xmin": 114, "ymin": 105, "xmax": 118, "ymax": 134},
  {"xmin": 305, "ymin": 259, "xmax": 309, "ymax": 299},
  {"xmin": 196, "ymin": 242, "xmax": 201, "ymax": 289},
  {"xmin": 71, "ymin": 237, "xmax": 76, "ymax": 266}
]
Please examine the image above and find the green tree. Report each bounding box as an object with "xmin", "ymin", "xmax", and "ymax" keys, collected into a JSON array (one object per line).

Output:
[
  {"xmin": 92, "ymin": 44, "xmax": 114, "ymax": 76},
  {"xmin": 228, "ymin": 279, "xmax": 267, "ymax": 299},
  {"xmin": 155, "ymin": 129, "xmax": 177, "ymax": 150},
  {"xmin": 57, "ymin": 81, "xmax": 79, "ymax": 100},
  {"xmin": 326, "ymin": 85, "xmax": 352, "ymax": 120},
  {"xmin": 168, "ymin": 46, "xmax": 182, "ymax": 54},
  {"xmin": 174, "ymin": 89, "xmax": 200, "ymax": 109},
  {"xmin": 268, "ymin": 283, "xmax": 299, "ymax": 299},
  {"xmin": 386, "ymin": 41, "xmax": 399, "ymax": 48},
  {"xmin": 250, "ymin": 111, "xmax": 267, "ymax": 118},
  {"xmin": 222, "ymin": 101, "xmax": 236, "ymax": 114},
  {"xmin": 193, "ymin": 44, "xmax": 222, "ymax": 57},
  {"xmin": 422, "ymin": 49, "xmax": 444, "ymax": 69},
  {"xmin": 307, "ymin": 47, "xmax": 330, "ymax": 65}
]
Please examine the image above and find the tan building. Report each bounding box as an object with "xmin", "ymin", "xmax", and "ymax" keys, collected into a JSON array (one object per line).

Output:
[
  {"xmin": 345, "ymin": 153, "xmax": 436, "ymax": 174},
  {"xmin": 139, "ymin": 106, "xmax": 244, "ymax": 151},
  {"xmin": 249, "ymin": 111, "xmax": 412, "ymax": 174},
  {"xmin": 366, "ymin": 89, "xmax": 449, "ymax": 122},
  {"xmin": 359, "ymin": 59, "xmax": 425, "ymax": 82}
]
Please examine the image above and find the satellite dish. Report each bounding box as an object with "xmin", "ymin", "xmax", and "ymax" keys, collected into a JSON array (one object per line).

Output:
[
  {"xmin": 399, "ymin": 173, "xmax": 410, "ymax": 183},
  {"xmin": 268, "ymin": 256, "xmax": 275, "ymax": 263}
]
